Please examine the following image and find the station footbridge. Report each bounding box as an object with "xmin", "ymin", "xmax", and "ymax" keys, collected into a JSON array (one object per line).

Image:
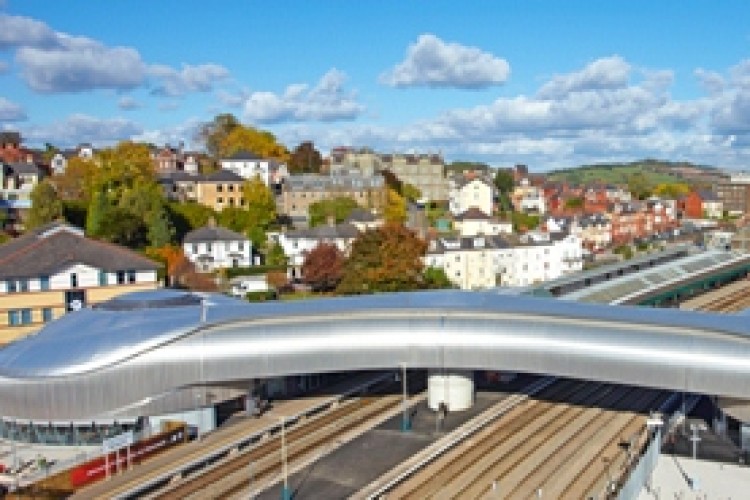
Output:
[{"xmin": 1, "ymin": 289, "xmax": 749, "ymax": 440}]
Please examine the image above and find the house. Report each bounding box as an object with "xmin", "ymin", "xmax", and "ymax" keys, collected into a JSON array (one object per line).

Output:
[
  {"xmin": 220, "ymin": 150, "xmax": 288, "ymax": 187},
  {"xmin": 453, "ymin": 207, "xmax": 512, "ymax": 237},
  {"xmin": 195, "ymin": 170, "xmax": 247, "ymax": 212},
  {"xmin": 183, "ymin": 222, "xmax": 253, "ymax": 272},
  {"xmin": 0, "ymin": 132, "xmax": 24, "ymax": 164},
  {"xmin": 680, "ymin": 190, "xmax": 723, "ymax": 219},
  {"xmin": 1, "ymin": 160, "xmax": 45, "ymax": 231},
  {"xmin": 512, "ymin": 178, "xmax": 547, "ymax": 214},
  {"xmin": 152, "ymin": 144, "xmax": 184, "ymax": 173},
  {"xmin": 0, "ymin": 222, "xmax": 160, "ymax": 344},
  {"xmin": 277, "ymin": 222, "xmax": 359, "ymax": 280},
  {"xmin": 425, "ymin": 230, "xmax": 583, "ymax": 290},
  {"xmin": 448, "ymin": 176, "xmax": 495, "ymax": 216},
  {"xmin": 345, "ymin": 208, "xmax": 383, "ymax": 232}
]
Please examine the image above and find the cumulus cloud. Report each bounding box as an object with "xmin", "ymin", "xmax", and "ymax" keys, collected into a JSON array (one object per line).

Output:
[
  {"xmin": 118, "ymin": 96, "xmax": 142, "ymax": 110},
  {"xmin": 149, "ymin": 63, "xmax": 229, "ymax": 97},
  {"xmin": 22, "ymin": 114, "xmax": 142, "ymax": 146},
  {"xmin": 0, "ymin": 97, "xmax": 25, "ymax": 121},
  {"xmin": 132, "ymin": 118, "xmax": 202, "ymax": 149},
  {"xmin": 380, "ymin": 34, "xmax": 510, "ymax": 89},
  {"xmin": 537, "ymin": 56, "xmax": 631, "ymax": 99},
  {"xmin": 217, "ymin": 88, "xmax": 251, "ymax": 107},
  {"xmin": 243, "ymin": 69, "xmax": 364, "ymax": 123},
  {"xmin": 0, "ymin": 14, "xmax": 229, "ymax": 96}
]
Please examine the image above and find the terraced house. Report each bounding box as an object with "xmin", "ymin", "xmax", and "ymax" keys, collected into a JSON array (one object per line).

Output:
[{"xmin": 0, "ymin": 223, "xmax": 160, "ymax": 344}]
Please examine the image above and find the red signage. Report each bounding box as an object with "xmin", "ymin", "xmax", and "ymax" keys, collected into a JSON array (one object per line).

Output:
[{"xmin": 69, "ymin": 427, "xmax": 185, "ymax": 488}]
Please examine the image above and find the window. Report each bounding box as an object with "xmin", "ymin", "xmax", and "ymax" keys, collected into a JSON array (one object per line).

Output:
[
  {"xmin": 228, "ymin": 198, "xmax": 235, "ymax": 206},
  {"xmin": 127, "ymin": 270, "xmax": 136, "ymax": 284},
  {"xmin": 207, "ymin": 243, "xmax": 213, "ymax": 252},
  {"xmin": 20, "ymin": 309, "xmax": 32, "ymax": 325},
  {"xmin": 6, "ymin": 280, "xmax": 16, "ymax": 293},
  {"xmin": 42, "ymin": 308, "xmax": 53, "ymax": 323},
  {"xmin": 16, "ymin": 279, "xmax": 28, "ymax": 293},
  {"xmin": 8, "ymin": 310, "xmax": 20, "ymax": 326},
  {"xmin": 217, "ymin": 197, "xmax": 224, "ymax": 204},
  {"xmin": 238, "ymin": 242, "xmax": 244, "ymax": 251},
  {"xmin": 217, "ymin": 185, "xmax": 223, "ymax": 192},
  {"xmin": 70, "ymin": 273, "xmax": 78, "ymax": 288},
  {"xmin": 98, "ymin": 271, "xmax": 107, "ymax": 286},
  {"xmin": 226, "ymin": 242, "xmax": 231, "ymax": 250},
  {"xmin": 228, "ymin": 184, "xmax": 235, "ymax": 192},
  {"xmin": 192, "ymin": 244, "xmax": 198, "ymax": 254},
  {"xmin": 116, "ymin": 271, "xmax": 125, "ymax": 285},
  {"xmin": 40, "ymin": 275, "xmax": 50, "ymax": 291}
]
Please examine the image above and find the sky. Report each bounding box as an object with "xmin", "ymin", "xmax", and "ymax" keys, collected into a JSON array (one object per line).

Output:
[{"xmin": 0, "ymin": 0, "xmax": 749, "ymax": 170}]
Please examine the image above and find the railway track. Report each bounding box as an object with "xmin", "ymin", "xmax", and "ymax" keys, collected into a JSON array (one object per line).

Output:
[
  {"xmin": 681, "ymin": 279, "xmax": 750, "ymax": 312},
  {"xmin": 377, "ymin": 380, "xmax": 668, "ymax": 499},
  {"xmin": 149, "ymin": 391, "xmax": 410, "ymax": 499}
]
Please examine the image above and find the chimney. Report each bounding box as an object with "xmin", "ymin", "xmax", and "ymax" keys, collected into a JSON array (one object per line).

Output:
[
  {"xmin": 26, "ymin": 153, "xmax": 34, "ymax": 164},
  {"xmin": 326, "ymin": 215, "xmax": 336, "ymax": 227}
]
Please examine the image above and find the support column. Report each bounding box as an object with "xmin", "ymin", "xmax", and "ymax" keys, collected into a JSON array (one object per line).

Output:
[{"xmin": 428, "ymin": 369, "xmax": 474, "ymax": 412}]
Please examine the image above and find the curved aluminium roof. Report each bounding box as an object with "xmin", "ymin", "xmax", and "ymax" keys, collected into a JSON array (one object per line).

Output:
[{"xmin": 2, "ymin": 288, "xmax": 750, "ymax": 421}]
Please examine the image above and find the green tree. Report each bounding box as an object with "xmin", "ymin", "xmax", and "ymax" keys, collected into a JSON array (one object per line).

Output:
[
  {"xmin": 218, "ymin": 206, "xmax": 253, "ymax": 233},
  {"xmin": 302, "ymin": 242, "xmax": 345, "ymax": 291},
  {"xmin": 264, "ymin": 241, "xmax": 288, "ymax": 267},
  {"xmin": 423, "ymin": 267, "xmax": 453, "ymax": 289},
  {"xmin": 243, "ymin": 177, "xmax": 277, "ymax": 247},
  {"xmin": 401, "ymin": 183, "xmax": 422, "ymax": 203},
  {"xmin": 308, "ymin": 197, "xmax": 360, "ymax": 227},
  {"xmin": 652, "ymin": 182, "xmax": 690, "ymax": 199},
  {"xmin": 86, "ymin": 190, "xmax": 108, "ymax": 236},
  {"xmin": 336, "ymin": 223, "xmax": 427, "ymax": 295},
  {"xmin": 98, "ymin": 207, "xmax": 148, "ymax": 248},
  {"xmin": 93, "ymin": 141, "xmax": 155, "ymax": 198},
  {"xmin": 146, "ymin": 208, "xmax": 175, "ymax": 248},
  {"xmin": 564, "ymin": 197, "xmax": 584, "ymax": 210},
  {"xmin": 493, "ymin": 169, "xmax": 515, "ymax": 194},
  {"xmin": 627, "ymin": 173, "xmax": 651, "ymax": 200},
  {"xmin": 288, "ymin": 141, "xmax": 323, "ymax": 174},
  {"xmin": 220, "ymin": 126, "xmax": 288, "ymax": 160},
  {"xmin": 511, "ymin": 212, "xmax": 541, "ymax": 232},
  {"xmin": 26, "ymin": 180, "xmax": 63, "ymax": 230},
  {"xmin": 167, "ymin": 202, "xmax": 217, "ymax": 241}
]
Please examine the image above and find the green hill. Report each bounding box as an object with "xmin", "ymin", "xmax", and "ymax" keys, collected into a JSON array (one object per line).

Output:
[{"xmin": 546, "ymin": 160, "xmax": 722, "ymax": 187}]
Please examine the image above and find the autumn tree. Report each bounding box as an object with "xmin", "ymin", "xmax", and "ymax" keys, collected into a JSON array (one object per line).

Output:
[
  {"xmin": 302, "ymin": 242, "xmax": 345, "ymax": 291},
  {"xmin": 288, "ymin": 141, "xmax": 323, "ymax": 174},
  {"xmin": 627, "ymin": 173, "xmax": 651, "ymax": 200},
  {"xmin": 264, "ymin": 241, "xmax": 288, "ymax": 267},
  {"xmin": 26, "ymin": 180, "xmax": 63, "ymax": 230},
  {"xmin": 384, "ymin": 189, "xmax": 407, "ymax": 223},
  {"xmin": 197, "ymin": 113, "xmax": 241, "ymax": 157},
  {"xmin": 308, "ymin": 197, "xmax": 360, "ymax": 227},
  {"xmin": 93, "ymin": 141, "xmax": 155, "ymax": 198},
  {"xmin": 336, "ymin": 223, "xmax": 427, "ymax": 295},
  {"xmin": 51, "ymin": 156, "xmax": 97, "ymax": 201},
  {"xmin": 653, "ymin": 182, "xmax": 690, "ymax": 199}
]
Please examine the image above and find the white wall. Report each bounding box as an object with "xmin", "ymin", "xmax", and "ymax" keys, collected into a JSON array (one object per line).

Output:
[{"xmin": 184, "ymin": 239, "xmax": 253, "ymax": 272}]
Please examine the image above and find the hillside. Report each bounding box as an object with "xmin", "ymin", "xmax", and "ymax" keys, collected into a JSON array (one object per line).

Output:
[{"xmin": 546, "ymin": 160, "xmax": 724, "ymax": 188}]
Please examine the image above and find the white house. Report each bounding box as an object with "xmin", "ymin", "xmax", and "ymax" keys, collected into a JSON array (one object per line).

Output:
[
  {"xmin": 425, "ymin": 230, "xmax": 583, "ymax": 290},
  {"xmin": 220, "ymin": 150, "xmax": 288, "ymax": 187},
  {"xmin": 277, "ymin": 222, "xmax": 359, "ymax": 280},
  {"xmin": 453, "ymin": 208, "xmax": 512, "ymax": 237},
  {"xmin": 512, "ymin": 179, "xmax": 547, "ymax": 214},
  {"xmin": 448, "ymin": 177, "xmax": 495, "ymax": 216},
  {"xmin": 183, "ymin": 223, "xmax": 253, "ymax": 272}
]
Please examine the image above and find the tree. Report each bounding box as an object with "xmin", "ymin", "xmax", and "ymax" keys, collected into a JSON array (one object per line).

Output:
[
  {"xmin": 218, "ymin": 206, "xmax": 253, "ymax": 233},
  {"xmin": 308, "ymin": 197, "xmax": 360, "ymax": 227},
  {"xmin": 384, "ymin": 189, "xmax": 407, "ymax": 223},
  {"xmin": 97, "ymin": 207, "xmax": 148, "ymax": 248},
  {"xmin": 652, "ymin": 182, "xmax": 690, "ymax": 199},
  {"xmin": 51, "ymin": 156, "xmax": 97, "ymax": 201},
  {"xmin": 627, "ymin": 173, "xmax": 651, "ymax": 200},
  {"xmin": 86, "ymin": 190, "xmax": 108, "ymax": 236},
  {"xmin": 493, "ymin": 169, "xmax": 515, "ymax": 194},
  {"xmin": 424, "ymin": 267, "xmax": 453, "ymax": 289},
  {"xmin": 197, "ymin": 113, "xmax": 241, "ymax": 157},
  {"xmin": 302, "ymin": 242, "xmax": 345, "ymax": 291},
  {"xmin": 401, "ymin": 183, "xmax": 422, "ymax": 203},
  {"xmin": 264, "ymin": 241, "xmax": 288, "ymax": 267},
  {"xmin": 288, "ymin": 141, "xmax": 323, "ymax": 174},
  {"xmin": 93, "ymin": 141, "xmax": 155, "ymax": 198},
  {"xmin": 167, "ymin": 202, "xmax": 217, "ymax": 241},
  {"xmin": 220, "ymin": 126, "xmax": 288, "ymax": 160},
  {"xmin": 26, "ymin": 180, "xmax": 63, "ymax": 229},
  {"xmin": 336, "ymin": 223, "xmax": 427, "ymax": 295},
  {"xmin": 243, "ymin": 177, "xmax": 277, "ymax": 245},
  {"xmin": 511, "ymin": 211, "xmax": 541, "ymax": 232},
  {"xmin": 146, "ymin": 208, "xmax": 174, "ymax": 248},
  {"xmin": 564, "ymin": 197, "xmax": 584, "ymax": 210}
]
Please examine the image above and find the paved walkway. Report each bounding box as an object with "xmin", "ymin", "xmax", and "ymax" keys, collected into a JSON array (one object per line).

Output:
[{"xmin": 638, "ymin": 455, "xmax": 750, "ymax": 499}]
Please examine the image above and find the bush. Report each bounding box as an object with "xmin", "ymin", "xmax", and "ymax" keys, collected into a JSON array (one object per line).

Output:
[
  {"xmin": 225, "ymin": 265, "xmax": 287, "ymax": 279},
  {"xmin": 245, "ymin": 290, "xmax": 278, "ymax": 302}
]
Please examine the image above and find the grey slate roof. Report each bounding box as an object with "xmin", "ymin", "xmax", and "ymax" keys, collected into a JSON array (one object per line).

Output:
[
  {"xmin": 0, "ymin": 223, "xmax": 160, "ymax": 279},
  {"xmin": 455, "ymin": 207, "xmax": 492, "ymax": 221},
  {"xmin": 200, "ymin": 170, "xmax": 245, "ymax": 183},
  {"xmin": 346, "ymin": 208, "xmax": 377, "ymax": 223},
  {"xmin": 184, "ymin": 225, "xmax": 247, "ymax": 243},
  {"xmin": 5, "ymin": 162, "xmax": 42, "ymax": 176}
]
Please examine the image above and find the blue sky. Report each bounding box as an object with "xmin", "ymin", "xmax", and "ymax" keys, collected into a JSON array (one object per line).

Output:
[{"xmin": 1, "ymin": 0, "xmax": 749, "ymax": 170}]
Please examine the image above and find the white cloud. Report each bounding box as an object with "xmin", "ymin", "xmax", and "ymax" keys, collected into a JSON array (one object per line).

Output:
[
  {"xmin": 0, "ymin": 13, "xmax": 57, "ymax": 49},
  {"xmin": 132, "ymin": 118, "xmax": 202, "ymax": 149},
  {"xmin": 22, "ymin": 114, "xmax": 142, "ymax": 146},
  {"xmin": 117, "ymin": 96, "xmax": 142, "ymax": 111},
  {"xmin": 537, "ymin": 56, "xmax": 631, "ymax": 99},
  {"xmin": 380, "ymin": 34, "xmax": 510, "ymax": 89},
  {"xmin": 149, "ymin": 63, "xmax": 229, "ymax": 97},
  {"xmin": 217, "ymin": 88, "xmax": 251, "ymax": 107},
  {"xmin": 243, "ymin": 69, "xmax": 364, "ymax": 123},
  {"xmin": 0, "ymin": 96, "xmax": 25, "ymax": 121}
]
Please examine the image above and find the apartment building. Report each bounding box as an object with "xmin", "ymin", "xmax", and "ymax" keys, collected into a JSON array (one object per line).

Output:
[
  {"xmin": 0, "ymin": 223, "xmax": 159, "ymax": 344},
  {"xmin": 330, "ymin": 147, "xmax": 448, "ymax": 201},
  {"xmin": 453, "ymin": 207, "xmax": 512, "ymax": 237},
  {"xmin": 279, "ymin": 174, "xmax": 388, "ymax": 224},
  {"xmin": 195, "ymin": 170, "xmax": 247, "ymax": 212}
]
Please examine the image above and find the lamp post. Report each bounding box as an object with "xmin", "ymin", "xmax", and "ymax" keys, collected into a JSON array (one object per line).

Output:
[
  {"xmin": 400, "ymin": 363, "xmax": 410, "ymax": 432},
  {"xmin": 280, "ymin": 417, "xmax": 291, "ymax": 500}
]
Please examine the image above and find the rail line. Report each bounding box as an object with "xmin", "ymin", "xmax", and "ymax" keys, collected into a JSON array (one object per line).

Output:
[
  {"xmin": 148, "ymin": 382, "xmax": 418, "ymax": 499},
  {"xmin": 372, "ymin": 380, "xmax": 669, "ymax": 499},
  {"xmin": 681, "ymin": 279, "xmax": 750, "ymax": 312}
]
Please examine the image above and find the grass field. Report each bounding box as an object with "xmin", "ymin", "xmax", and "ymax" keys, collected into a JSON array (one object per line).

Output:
[{"xmin": 546, "ymin": 160, "xmax": 711, "ymax": 186}]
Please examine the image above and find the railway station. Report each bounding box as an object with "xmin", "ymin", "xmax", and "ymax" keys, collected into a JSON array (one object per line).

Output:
[{"xmin": 1, "ymin": 246, "xmax": 750, "ymax": 498}]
